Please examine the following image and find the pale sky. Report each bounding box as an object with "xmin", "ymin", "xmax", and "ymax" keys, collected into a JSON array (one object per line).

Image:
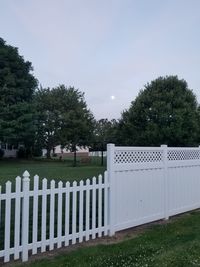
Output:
[{"xmin": 1, "ymin": 0, "xmax": 200, "ymax": 120}]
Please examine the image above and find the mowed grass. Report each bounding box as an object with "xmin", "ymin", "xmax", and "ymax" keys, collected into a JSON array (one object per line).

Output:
[
  {"xmin": 14, "ymin": 210, "xmax": 200, "ymax": 267},
  {"xmin": 0, "ymin": 159, "xmax": 106, "ymax": 186}
]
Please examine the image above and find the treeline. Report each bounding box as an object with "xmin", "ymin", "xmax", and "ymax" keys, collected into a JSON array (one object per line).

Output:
[{"xmin": 0, "ymin": 37, "xmax": 200, "ymax": 162}]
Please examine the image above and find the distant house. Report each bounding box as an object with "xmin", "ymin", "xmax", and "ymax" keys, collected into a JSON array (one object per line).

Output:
[
  {"xmin": 42, "ymin": 145, "xmax": 89, "ymax": 158},
  {"xmin": 0, "ymin": 142, "xmax": 19, "ymax": 158}
]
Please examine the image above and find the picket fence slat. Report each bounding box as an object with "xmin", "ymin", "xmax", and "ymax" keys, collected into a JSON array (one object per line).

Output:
[
  {"xmin": 41, "ymin": 179, "xmax": 47, "ymax": 252},
  {"xmin": 98, "ymin": 175, "xmax": 102, "ymax": 238},
  {"xmin": 104, "ymin": 171, "xmax": 108, "ymax": 236},
  {"xmin": 49, "ymin": 180, "xmax": 55, "ymax": 250},
  {"xmin": 72, "ymin": 181, "xmax": 77, "ymax": 245},
  {"xmin": 79, "ymin": 180, "xmax": 84, "ymax": 243},
  {"xmin": 4, "ymin": 181, "xmax": 11, "ymax": 262},
  {"xmin": 92, "ymin": 177, "xmax": 96, "ymax": 239},
  {"xmin": 57, "ymin": 181, "xmax": 63, "ymax": 248},
  {"xmin": 64, "ymin": 181, "xmax": 70, "ymax": 246},
  {"xmin": 85, "ymin": 179, "xmax": 90, "ymax": 241},
  {"xmin": 14, "ymin": 176, "xmax": 21, "ymax": 260},
  {"xmin": 32, "ymin": 175, "xmax": 39, "ymax": 255},
  {"xmin": 22, "ymin": 171, "xmax": 30, "ymax": 262}
]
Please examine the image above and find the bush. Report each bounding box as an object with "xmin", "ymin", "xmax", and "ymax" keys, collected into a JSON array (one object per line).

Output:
[{"xmin": 0, "ymin": 149, "xmax": 4, "ymax": 159}]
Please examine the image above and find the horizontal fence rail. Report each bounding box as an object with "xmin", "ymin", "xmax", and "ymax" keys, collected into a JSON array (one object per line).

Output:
[{"xmin": 0, "ymin": 171, "xmax": 109, "ymax": 263}]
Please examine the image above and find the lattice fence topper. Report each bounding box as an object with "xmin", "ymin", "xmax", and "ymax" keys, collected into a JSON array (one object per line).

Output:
[
  {"xmin": 167, "ymin": 149, "xmax": 200, "ymax": 161},
  {"xmin": 114, "ymin": 150, "xmax": 163, "ymax": 164}
]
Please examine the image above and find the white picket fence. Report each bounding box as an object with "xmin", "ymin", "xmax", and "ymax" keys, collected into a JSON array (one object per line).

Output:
[
  {"xmin": 0, "ymin": 171, "xmax": 109, "ymax": 263},
  {"xmin": 1, "ymin": 144, "xmax": 200, "ymax": 263}
]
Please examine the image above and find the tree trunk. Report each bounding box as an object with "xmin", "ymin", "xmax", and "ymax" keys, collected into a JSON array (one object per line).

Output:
[
  {"xmin": 101, "ymin": 143, "xmax": 104, "ymax": 166},
  {"xmin": 73, "ymin": 145, "xmax": 77, "ymax": 167},
  {"xmin": 46, "ymin": 148, "xmax": 51, "ymax": 159}
]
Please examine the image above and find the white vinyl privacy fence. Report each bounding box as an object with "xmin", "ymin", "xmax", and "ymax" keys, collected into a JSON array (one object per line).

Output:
[
  {"xmin": 108, "ymin": 144, "xmax": 200, "ymax": 233},
  {"xmin": 1, "ymin": 144, "xmax": 200, "ymax": 263}
]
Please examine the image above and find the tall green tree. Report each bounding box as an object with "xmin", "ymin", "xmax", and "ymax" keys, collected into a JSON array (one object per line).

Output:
[
  {"xmin": 118, "ymin": 76, "xmax": 199, "ymax": 146},
  {"xmin": 35, "ymin": 85, "xmax": 94, "ymax": 164},
  {"xmin": 0, "ymin": 38, "xmax": 38, "ymax": 151}
]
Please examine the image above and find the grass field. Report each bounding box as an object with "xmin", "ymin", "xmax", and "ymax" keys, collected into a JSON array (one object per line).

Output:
[
  {"xmin": 0, "ymin": 159, "xmax": 106, "ymax": 186},
  {"xmin": 9, "ymin": 210, "xmax": 200, "ymax": 267}
]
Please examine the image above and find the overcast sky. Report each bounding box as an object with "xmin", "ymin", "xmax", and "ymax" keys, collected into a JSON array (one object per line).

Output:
[{"xmin": 1, "ymin": 0, "xmax": 200, "ymax": 120}]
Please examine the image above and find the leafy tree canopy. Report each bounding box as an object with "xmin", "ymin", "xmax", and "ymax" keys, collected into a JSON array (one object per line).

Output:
[
  {"xmin": 118, "ymin": 76, "xmax": 199, "ymax": 146},
  {"xmin": 0, "ymin": 37, "xmax": 38, "ymax": 147},
  {"xmin": 35, "ymin": 85, "xmax": 94, "ymax": 159}
]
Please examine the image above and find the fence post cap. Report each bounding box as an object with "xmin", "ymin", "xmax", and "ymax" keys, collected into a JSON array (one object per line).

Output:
[
  {"xmin": 107, "ymin": 143, "xmax": 115, "ymax": 148},
  {"xmin": 23, "ymin": 170, "xmax": 30, "ymax": 180},
  {"xmin": 161, "ymin": 144, "xmax": 168, "ymax": 147}
]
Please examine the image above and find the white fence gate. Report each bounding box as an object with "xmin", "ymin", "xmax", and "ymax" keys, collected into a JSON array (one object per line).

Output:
[{"xmin": 1, "ymin": 144, "xmax": 200, "ymax": 263}]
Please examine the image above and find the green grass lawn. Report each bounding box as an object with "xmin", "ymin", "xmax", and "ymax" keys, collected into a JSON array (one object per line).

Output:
[
  {"xmin": 0, "ymin": 159, "xmax": 106, "ymax": 186},
  {"xmin": 13, "ymin": 210, "xmax": 200, "ymax": 267}
]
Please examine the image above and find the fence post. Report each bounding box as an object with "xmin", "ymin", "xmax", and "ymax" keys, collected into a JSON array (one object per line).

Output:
[
  {"xmin": 107, "ymin": 143, "xmax": 115, "ymax": 236},
  {"xmin": 22, "ymin": 170, "xmax": 30, "ymax": 262},
  {"xmin": 161, "ymin": 145, "xmax": 169, "ymax": 220}
]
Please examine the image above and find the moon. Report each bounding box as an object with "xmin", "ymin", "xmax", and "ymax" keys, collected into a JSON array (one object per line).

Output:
[{"xmin": 110, "ymin": 95, "xmax": 116, "ymax": 100}]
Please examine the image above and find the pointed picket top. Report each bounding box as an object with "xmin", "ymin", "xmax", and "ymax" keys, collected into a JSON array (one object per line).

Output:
[
  {"xmin": 34, "ymin": 174, "xmax": 39, "ymax": 181},
  {"xmin": 98, "ymin": 174, "xmax": 102, "ymax": 183},
  {"xmin": 15, "ymin": 176, "xmax": 21, "ymax": 182},
  {"xmin": 66, "ymin": 181, "xmax": 70, "ymax": 187},
  {"xmin": 23, "ymin": 170, "xmax": 30, "ymax": 181},
  {"xmin": 6, "ymin": 180, "xmax": 12, "ymax": 186},
  {"xmin": 42, "ymin": 178, "xmax": 47, "ymax": 188},
  {"xmin": 79, "ymin": 180, "xmax": 84, "ymax": 186},
  {"xmin": 58, "ymin": 181, "xmax": 63, "ymax": 187},
  {"xmin": 6, "ymin": 181, "xmax": 12, "ymax": 193},
  {"xmin": 86, "ymin": 179, "xmax": 90, "ymax": 185},
  {"xmin": 92, "ymin": 176, "xmax": 96, "ymax": 183},
  {"xmin": 15, "ymin": 176, "xmax": 21, "ymax": 191},
  {"xmin": 50, "ymin": 179, "xmax": 55, "ymax": 186},
  {"xmin": 73, "ymin": 181, "xmax": 77, "ymax": 187}
]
